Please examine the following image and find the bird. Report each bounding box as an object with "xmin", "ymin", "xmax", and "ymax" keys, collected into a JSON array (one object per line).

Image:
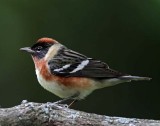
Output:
[{"xmin": 20, "ymin": 37, "xmax": 151, "ymax": 106}]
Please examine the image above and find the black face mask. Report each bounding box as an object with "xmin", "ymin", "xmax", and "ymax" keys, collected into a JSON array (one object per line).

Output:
[{"xmin": 31, "ymin": 42, "xmax": 53, "ymax": 59}]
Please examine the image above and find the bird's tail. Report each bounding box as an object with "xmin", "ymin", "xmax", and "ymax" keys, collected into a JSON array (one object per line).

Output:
[{"xmin": 119, "ymin": 75, "xmax": 151, "ymax": 81}]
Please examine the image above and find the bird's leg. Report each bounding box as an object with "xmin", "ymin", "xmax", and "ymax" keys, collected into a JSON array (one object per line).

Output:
[
  {"xmin": 68, "ymin": 99, "xmax": 78, "ymax": 107},
  {"xmin": 54, "ymin": 97, "xmax": 72, "ymax": 104},
  {"xmin": 54, "ymin": 93, "xmax": 79, "ymax": 105}
]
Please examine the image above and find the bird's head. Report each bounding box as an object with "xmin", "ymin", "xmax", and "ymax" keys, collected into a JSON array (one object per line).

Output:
[{"xmin": 20, "ymin": 37, "xmax": 60, "ymax": 60}]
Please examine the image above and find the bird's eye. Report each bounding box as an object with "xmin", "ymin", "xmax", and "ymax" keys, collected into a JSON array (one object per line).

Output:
[{"xmin": 35, "ymin": 46, "xmax": 43, "ymax": 51}]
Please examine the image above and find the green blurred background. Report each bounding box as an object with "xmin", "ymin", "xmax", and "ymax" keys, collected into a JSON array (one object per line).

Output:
[{"xmin": 0, "ymin": 0, "xmax": 159, "ymax": 119}]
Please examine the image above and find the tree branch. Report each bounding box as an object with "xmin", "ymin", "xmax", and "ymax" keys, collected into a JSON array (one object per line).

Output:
[{"xmin": 0, "ymin": 100, "xmax": 159, "ymax": 126}]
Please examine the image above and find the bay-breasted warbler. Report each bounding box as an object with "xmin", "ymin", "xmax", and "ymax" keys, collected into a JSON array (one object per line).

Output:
[{"xmin": 20, "ymin": 37, "xmax": 151, "ymax": 106}]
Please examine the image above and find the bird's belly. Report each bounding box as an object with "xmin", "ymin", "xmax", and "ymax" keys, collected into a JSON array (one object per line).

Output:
[
  {"xmin": 36, "ymin": 70, "xmax": 76, "ymax": 98},
  {"xmin": 35, "ymin": 69, "xmax": 96, "ymax": 99}
]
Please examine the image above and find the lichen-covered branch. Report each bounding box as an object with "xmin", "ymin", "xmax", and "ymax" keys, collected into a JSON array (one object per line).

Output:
[{"xmin": 0, "ymin": 100, "xmax": 159, "ymax": 126}]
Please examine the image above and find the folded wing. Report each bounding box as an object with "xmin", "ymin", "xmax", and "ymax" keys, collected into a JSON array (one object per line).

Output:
[{"xmin": 48, "ymin": 47, "xmax": 127, "ymax": 79}]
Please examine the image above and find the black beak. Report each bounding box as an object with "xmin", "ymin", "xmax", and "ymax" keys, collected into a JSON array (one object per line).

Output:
[{"xmin": 20, "ymin": 47, "xmax": 35, "ymax": 54}]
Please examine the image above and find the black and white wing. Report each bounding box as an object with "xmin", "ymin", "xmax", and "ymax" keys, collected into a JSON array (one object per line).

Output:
[{"xmin": 48, "ymin": 47, "xmax": 127, "ymax": 79}]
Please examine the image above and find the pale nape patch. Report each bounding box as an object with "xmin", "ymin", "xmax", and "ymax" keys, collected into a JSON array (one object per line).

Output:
[{"xmin": 44, "ymin": 44, "xmax": 62, "ymax": 61}]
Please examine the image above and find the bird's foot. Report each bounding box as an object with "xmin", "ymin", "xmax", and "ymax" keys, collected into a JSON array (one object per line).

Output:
[{"xmin": 53, "ymin": 100, "xmax": 69, "ymax": 108}]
